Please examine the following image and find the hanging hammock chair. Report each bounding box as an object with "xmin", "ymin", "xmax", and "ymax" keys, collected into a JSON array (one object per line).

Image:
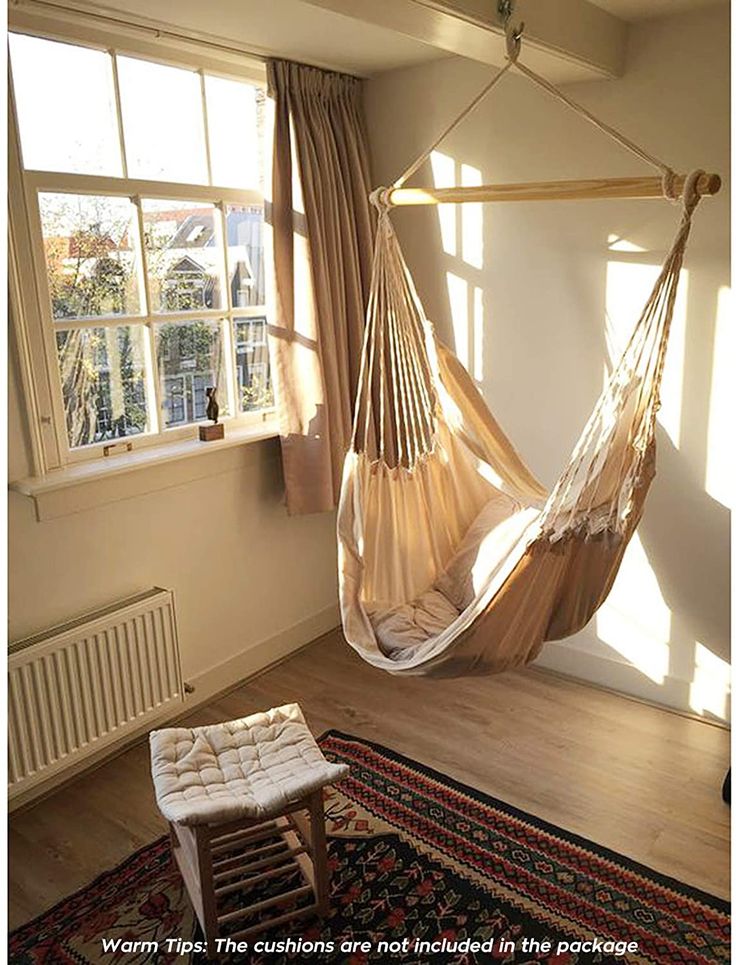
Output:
[{"xmin": 337, "ymin": 23, "xmax": 719, "ymax": 677}]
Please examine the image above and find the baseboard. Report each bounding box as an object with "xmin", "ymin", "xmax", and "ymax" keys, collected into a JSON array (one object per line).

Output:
[
  {"xmin": 8, "ymin": 603, "xmax": 341, "ymax": 813},
  {"xmin": 534, "ymin": 639, "xmax": 731, "ymax": 726}
]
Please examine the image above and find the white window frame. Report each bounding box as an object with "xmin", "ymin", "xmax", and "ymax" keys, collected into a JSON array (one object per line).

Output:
[{"xmin": 8, "ymin": 19, "xmax": 274, "ymax": 473}]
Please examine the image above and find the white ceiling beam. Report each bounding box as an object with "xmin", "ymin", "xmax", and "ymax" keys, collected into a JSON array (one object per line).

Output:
[{"xmin": 301, "ymin": 0, "xmax": 628, "ymax": 80}]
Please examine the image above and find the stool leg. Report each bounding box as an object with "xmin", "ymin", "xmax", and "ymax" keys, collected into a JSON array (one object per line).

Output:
[
  {"xmin": 308, "ymin": 790, "xmax": 330, "ymax": 917},
  {"xmin": 169, "ymin": 823, "xmax": 216, "ymax": 946},
  {"xmin": 168, "ymin": 822, "xmax": 179, "ymax": 856},
  {"xmin": 195, "ymin": 827, "xmax": 219, "ymax": 947}
]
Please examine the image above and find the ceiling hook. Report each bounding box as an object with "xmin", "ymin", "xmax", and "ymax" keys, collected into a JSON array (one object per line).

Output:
[{"xmin": 498, "ymin": 0, "xmax": 514, "ymax": 26}]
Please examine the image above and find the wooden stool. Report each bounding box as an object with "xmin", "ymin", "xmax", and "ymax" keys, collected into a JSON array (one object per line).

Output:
[{"xmin": 149, "ymin": 704, "xmax": 348, "ymax": 944}]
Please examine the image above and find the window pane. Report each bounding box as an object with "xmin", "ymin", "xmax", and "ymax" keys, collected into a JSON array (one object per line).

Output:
[
  {"xmin": 142, "ymin": 200, "xmax": 226, "ymax": 313},
  {"xmin": 117, "ymin": 56, "xmax": 207, "ymax": 183},
  {"xmin": 235, "ymin": 317, "xmax": 272, "ymax": 411},
  {"xmin": 155, "ymin": 320, "xmax": 229, "ymax": 427},
  {"xmin": 39, "ymin": 193, "xmax": 142, "ymax": 320},
  {"xmin": 205, "ymin": 76, "xmax": 263, "ymax": 188},
  {"xmin": 226, "ymin": 205, "xmax": 265, "ymax": 307},
  {"xmin": 56, "ymin": 326, "xmax": 150, "ymax": 448},
  {"xmin": 10, "ymin": 34, "xmax": 122, "ymax": 176}
]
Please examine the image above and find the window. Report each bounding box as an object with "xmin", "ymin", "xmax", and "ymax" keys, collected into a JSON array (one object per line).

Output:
[{"xmin": 9, "ymin": 30, "xmax": 272, "ymax": 466}]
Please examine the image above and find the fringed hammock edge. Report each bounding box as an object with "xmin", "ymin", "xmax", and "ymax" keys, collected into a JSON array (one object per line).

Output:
[{"xmin": 337, "ymin": 26, "xmax": 713, "ymax": 677}]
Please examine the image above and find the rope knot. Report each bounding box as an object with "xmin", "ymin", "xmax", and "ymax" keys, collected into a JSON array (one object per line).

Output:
[
  {"xmin": 369, "ymin": 187, "xmax": 393, "ymax": 215},
  {"xmin": 505, "ymin": 20, "xmax": 524, "ymax": 63},
  {"xmin": 661, "ymin": 167, "xmax": 678, "ymax": 204},
  {"xmin": 681, "ymin": 168, "xmax": 705, "ymax": 216}
]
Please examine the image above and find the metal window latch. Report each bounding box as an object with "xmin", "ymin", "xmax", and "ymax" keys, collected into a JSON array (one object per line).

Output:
[{"xmin": 103, "ymin": 441, "xmax": 134, "ymax": 457}]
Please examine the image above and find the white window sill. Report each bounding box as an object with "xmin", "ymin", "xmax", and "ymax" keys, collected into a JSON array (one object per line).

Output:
[{"xmin": 10, "ymin": 420, "xmax": 280, "ymax": 521}]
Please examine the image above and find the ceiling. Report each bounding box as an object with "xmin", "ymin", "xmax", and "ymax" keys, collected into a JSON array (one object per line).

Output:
[
  {"xmin": 15, "ymin": 0, "xmax": 728, "ymax": 80},
  {"xmin": 16, "ymin": 0, "xmax": 626, "ymax": 79},
  {"xmin": 51, "ymin": 0, "xmax": 446, "ymax": 75},
  {"xmin": 588, "ymin": 0, "xmax": 727, "ymax": 21},
  {"xmin": 79, "ymin": 0, "xmax": 624, "ymax": 81}
]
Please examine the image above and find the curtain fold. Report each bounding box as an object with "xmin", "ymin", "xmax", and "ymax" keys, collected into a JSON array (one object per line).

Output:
[{"xmin": 267, "ymin": 59, "xmax": 374, "ymax": 515}]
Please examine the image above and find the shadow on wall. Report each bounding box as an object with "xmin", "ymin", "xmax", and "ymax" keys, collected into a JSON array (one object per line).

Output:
[{"xmin": 397, "ymin": 148, "xmax": 730, "ymax": 722}]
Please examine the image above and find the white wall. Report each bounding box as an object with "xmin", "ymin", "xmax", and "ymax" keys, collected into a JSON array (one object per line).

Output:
[
  {"xmin": 8, "ymin": 319, "xmax": 340, "ymax": 697},
  {"xmin": 365, "ymin": 5, "xmax": 731, "ymax": 719}
]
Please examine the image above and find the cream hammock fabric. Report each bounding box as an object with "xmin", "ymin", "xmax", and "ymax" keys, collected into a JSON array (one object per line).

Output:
[{"xmin": 338, "ymin": 30, "xmax": 708, "ymax": 677}]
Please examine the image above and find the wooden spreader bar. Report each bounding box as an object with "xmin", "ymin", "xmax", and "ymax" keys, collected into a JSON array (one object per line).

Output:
[{"xmin": 386, "ymin": 173, "xmax": 721, "ymax": 206}]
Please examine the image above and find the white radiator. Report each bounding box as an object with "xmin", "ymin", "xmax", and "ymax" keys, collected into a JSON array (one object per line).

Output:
[{"xmin": 8, "ymin": 587, "xmax": 185, "ymax": 803}]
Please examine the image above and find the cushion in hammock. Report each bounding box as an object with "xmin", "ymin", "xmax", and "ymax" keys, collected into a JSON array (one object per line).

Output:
[
  {"xmin": 369, "ymin": 490, "xmax": 525, "ymax": 653},
  {"xmin": 369, "ymin": 588, "xmax": 461, "ymax": 650},
  {"xmin": 436, "ymin": 489, "xmax": 523, "ymax": 610},
  {"xmin": 149, "ymin": 703, "xmax": 348, "ymax": 826}
]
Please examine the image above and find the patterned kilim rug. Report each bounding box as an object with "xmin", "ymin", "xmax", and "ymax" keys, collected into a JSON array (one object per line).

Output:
[{"xmin": 10, "ymin": 732, "xmax": 729, "ymax": 965}]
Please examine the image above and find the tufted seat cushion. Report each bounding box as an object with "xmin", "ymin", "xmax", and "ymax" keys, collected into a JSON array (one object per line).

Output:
[{"xmin": 149, "ymin": 703, "xmax": 348, "ymax": 826}]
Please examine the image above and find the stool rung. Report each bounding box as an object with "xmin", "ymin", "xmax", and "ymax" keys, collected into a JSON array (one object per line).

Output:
[
  {"xmin": 213, "ymin": 845, "xmax": 307, "ymax": 882},
  {"xmin": 211, "ymin": 821, "xmax": 280, "ymax": 855},
  {"xmin": 214, "ymin": 860, "xmax": 299, "ymax": 898},
  {"xmin": 213, "ymin": 838, "xmax": 289, "ymax": 873},
  {"xmin": 227, "ymin": 902, "xmax": 319, "ymax": 942},
  {"xmin": 217, "ymin": 884, "xmax": 313, "ymax": 926}
]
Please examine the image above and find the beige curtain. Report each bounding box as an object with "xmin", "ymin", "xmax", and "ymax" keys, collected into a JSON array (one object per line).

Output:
[{"xmin": 267, "ymin": 59, "xmax": 374, "ymax": 515}]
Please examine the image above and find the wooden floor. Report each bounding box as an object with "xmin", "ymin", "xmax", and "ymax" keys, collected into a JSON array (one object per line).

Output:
[{"xmin": 9, "ymin": 630, "xmax": 730, "ymax": 929}]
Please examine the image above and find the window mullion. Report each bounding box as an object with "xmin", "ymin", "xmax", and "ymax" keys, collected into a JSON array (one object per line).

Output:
[
  {"xmin": 53, "ymin": 313, "xmax": 144, "ymax": 331},
  {"xmin": 200, "ymin": 70, "xmax": 214, "ymax": 187},
  {"xmin": 133, "ymin": 196, "xmax": 163, "ymax": 435},
  {"xmin": 221, "ymin": 312, "xmax": 237, "ymax": 421},
  {"xmin": 218, "ymin": 202, "xmax": 238, "ymax": 417},
  {"xmin": 52, "ymin": 308, "xmax": 230, "ymax": 329},
  {"xmin": 23, "ymin": 170, "xmax": 262, "ymax": 206},
  {"xmin": 110, "ymin": 51, "xmax": 129, "ymax": 179},
  {"xmin": 9, "ymin": 71, "xmax": 64, "ymax": 471},
  {"xmin": 141, "ymin": 317, "xmax": 162, "ymax": 438},
  {"xmin": 22, "ymin": 182, "xmax": 74, "ymax": 464}
]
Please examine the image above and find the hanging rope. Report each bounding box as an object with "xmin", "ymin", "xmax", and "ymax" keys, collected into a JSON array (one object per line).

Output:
[
  {"xmin": 511, "ymin": 61, "xmax": 672, "ymax": 177},
  {"xmin": 392, "ymin": 60, "xmax": 515, "ymax": 190},
  {"xmin": 351, "ymin": 206, "xmax": 438, "ymax": 466},
  {"xmin": 391, "ymin": 18, "xmax": 678, "ymax": 201}
]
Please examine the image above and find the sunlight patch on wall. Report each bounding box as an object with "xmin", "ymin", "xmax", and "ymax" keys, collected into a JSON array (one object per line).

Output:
[
  {"xmin": 430, "ymin": 151, "xmax": 457, "ymax": 257},
  {"xmin": 461, "ymin": 163, "xmax": 483, "ymax": 270},
  {"xmin": 431, "ymin": 153, "xmax": 485, "ymax": 381},
  {"xmin": 473, "ymin": 286, "xmax": 484, "ymax": 383},
  {"xmin": 705, "ymin": 285, "xmax": 733, "ymax": 508},
  {"xmin": 605, "ymin": 261, "xmax": 689, "ymax": 448},
  {"xmin": 607, "ymin": 234, "xmax": 646, "ymax": 253},
  {"xmin": 446, "ymin": 271, "xmax": 469, "ymax": 368},
  {"xmin": 595, "ymin": 532, "xmax": 671, "ymax": 684},
  {"xmin": 689, "ymin": 642, "xmax": 731, "ymax": 721}
]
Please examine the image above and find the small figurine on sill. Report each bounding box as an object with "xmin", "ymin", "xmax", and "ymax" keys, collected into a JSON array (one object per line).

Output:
[{"xmin": 199, "ymin": 386, "xmax": 224, "ymax": 441}]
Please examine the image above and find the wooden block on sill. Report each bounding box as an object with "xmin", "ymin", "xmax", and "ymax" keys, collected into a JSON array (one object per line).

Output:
[{"xmin": 199, "ymin": 423, "xmax": 224, "ymax": 442}]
